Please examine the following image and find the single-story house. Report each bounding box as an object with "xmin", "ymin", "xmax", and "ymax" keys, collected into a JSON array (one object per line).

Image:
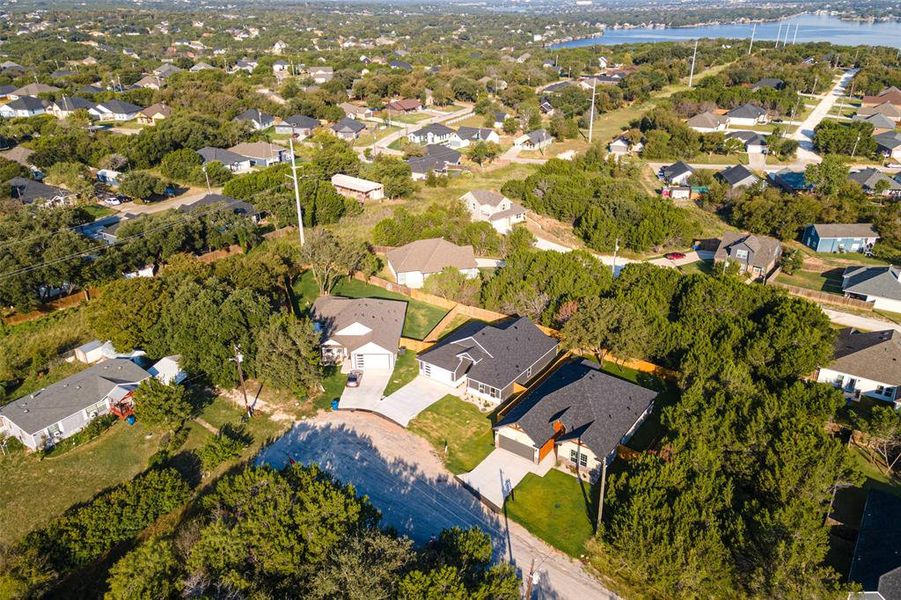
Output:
[
  {"xmin": 493, "ymin": 111, "xmax": 509, "ymax": 129},
  {"xmin": 7, "ymin": 177, "xmax": 71, "ymax": 205},
  {"xmin": 135, "ymin": 75, "xmax": 163, "ymax": 90},
  {"xmin": 849, "ymin": 168, "xmax": 901, "ymax": 196},
  {"xmin": 177, "ymin": 193, "xmax": 260, "ymax": 222},
  {"xmin": 408, "ymin": 123, "xmax": 459, "ymax": 146},
  {"xmin": 0, "ymin": 96, "xmax": 47, "ymax": 119},
  {"xmin": 96, "ymin": 169, "xmax": 122, "ymax": 186},
  {"xmin": 311, "ymin": 296, "xmax": 406, "ymax": 371},
  {"xmin": 660, "ymin": 161, "xmax": 694, "ymax": 185},
  {"xmin": 386, "ymin": 237, "xmax": 479, "ymax": 289},
  {"xmin": 417, "ymin": 317, "xmax": 558, "ymax": 404},
  {"xmin": 725, "ymin": 103, "xmax": 768, "ymax": 126},
  {"xmin": 726, "ymin": 130, "xmax": 768, "ymax": 154},
  {"xmin": 407, "ymin": 144, "xmax": 462, "ymax": 180},
  {"xmin": 148, "ymin": 355, "xmax": 187, "ymax": 385},
  {"xmin": 153, "ymin": 63, "xmax": 183, "ymax": 79},
  {"xmin": 309, "ymin": 66, "xmax": 334, "ymax": 84},
  {"xmin": 856, "ymin": 112, "xmax": 897, "ymax": 135},
  {"xmin": 816, "ymin": 328, "xmax": 900, "ymax": 407},
  {"xmin": 514, "ymin": 129, "xmax": 552, "ymax": 151},
  {"xmin": 331, "ymin": 173, "xmax": 384, "ymax": 202},
  {"xmin": 90, "ymin": 100, "xmax": 143, "ymax": 121},
  {"xmin": 768, "ymin": 168, "xmax": 813, "ymax": 193},
  {"xmin": 389, "ymin": 60, "xmax": 413, "ymax": 72},
  {"xmin": 0, "ymin": 359, "xmax": 150, "ymax": 451},
  {"xmin": 687, "ymin": 111, "xmax": 728, "ymax": 132},
  {"xmin": 460, "ymin": 189, "xmax": 526, "ymax": 234},
  {"xmin": 274, "ymin": 114, "xmax": 319, "ymax": 137},
  {"xmin": 49, "ymin": 96, "xmax": 95, "ymax": 119},
  {"xmin": 189, "ymin": 62, "xmax": 215, "ymax": 72},
  {"xmin": 874, "ymin": 131, "xmax": 901, "ymax": 162},
  {"xmin": 857, "ymin": 101, "xmax": 901, "ymax": 123},
  {"xmin": 848, "ymin": 491, "xmax": 901, "ymax": 598},
  {"xmin": 227, "ymin": 141, "xmax": 291, "ymax": 167},
  {"xmin": 331, "ymin": 117, "xmax": 366, "ymax": 141},
  {"xmin": 842, "ymin": 265, "xmax": 901, "ymax": 312},
  {"xmin": 751, "ymin": 78, "xmax": 784, "ymax": 91},
  {"xmin": 197, "ymin": 147, "xmax": 253, "ymax": 173},
  {"xmin": 8, "ymin": 83, "xmax": 59, "ymax": 100},
  {"xmin": 233, "ymin": 109, "xmax": 275, "ymax": 131},
  {"xmin": 494, "ymin": 359, "xmax": 657, "ymax": 481},
  {"xmin": 716, "ymin": 164, "xmax": 760, "ymax": 189},
  {"xmin": 456, "ymin": 127, "xmax": 500, "ymax": 147},
  {"xmin": 713, "ymin": 232, "xmax": 782, "ymax": 280},
  {"xmin": 0, "ymin": 85, "xmax": 16, "ymax": 99},
  {"xmin": 339, "ymin": 103, "xmax": 375, "ymax": 120},
  {"xmin": 607, "ymin": 136, "xmax": 642, "ymax": 158},
  {"xmin": 861, "ymin": 86, "xmax": 901, "ymax": 107},
  {"xmin": 386, "ymin": 98, "xmax": 422, "ymax": 113},
  {"xmin": 802, "ymin": 223, "xmax": 879, "ymax": 254},
  {"xmin": 137, "ymin": 102, "xmax": 171, "ymax": 125}
]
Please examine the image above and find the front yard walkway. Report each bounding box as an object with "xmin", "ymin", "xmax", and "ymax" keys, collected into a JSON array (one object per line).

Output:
[{"xmin": 459, "ymin": 448, "xmax": 555, "ymax": 511}]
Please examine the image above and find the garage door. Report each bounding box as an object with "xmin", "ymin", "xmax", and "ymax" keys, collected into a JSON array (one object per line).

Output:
[
  {"xmin": 498, "ymin": 434, "xmax": 536, "ymax": 462},
  {"xmin": 354, "ymin": 353, "xmax": 391, "ymax": 371}
]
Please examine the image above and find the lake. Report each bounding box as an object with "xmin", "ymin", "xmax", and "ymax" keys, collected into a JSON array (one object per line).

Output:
[{"xmin": 550, "ymin": 14, "xmax": 901, "ymax": 50}]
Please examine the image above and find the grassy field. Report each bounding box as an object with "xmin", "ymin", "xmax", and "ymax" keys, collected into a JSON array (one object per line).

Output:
[
  {"xmin": 505, "ymin": 470, "xmax": 597, "ymax": 557},
  {"xmin": 383, "ymin": 349, "xmax": 419, "ymax": 396},
  {"xmin": 408, "ymin": 394, "xmax": 495, "ymax": 474},
  {"xmin": 776, "ymin": 269, "xmax": 844, "ymax": 293},
  {"xmin": 331, "ymin": 277, "xmax": 448, "ymax": 340}
]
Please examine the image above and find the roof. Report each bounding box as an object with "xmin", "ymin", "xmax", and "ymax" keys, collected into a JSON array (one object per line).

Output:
[
  {"xmin": 661, "ymin": 161, "xmax": 693, "ymax": 181},
  {"xmin": 140, "ymin": 103, "xmax": 171, "ymax": 118},
  {"xmin": 332, "ymin": 117, "xmax": 366, "ymax": 134},
  {"xmin": 863, "ymin": 89, "xmax": 901, "ymax": 106},
  {"xmin": 0, "ymin": 146, "xmax": 34, "ymax": 166},
  {"xmin": 331, "ymin": 174, "xmax": 383, "ymax": 194},
  {"xmin": 768, "ymin": 168, "xmax": 811, "ymax": 192},
  {"xmin": 858, "ymin": 113, "xmax": 897, "ymax": 131},
  {"xmin": 234, "ymin": 109, "xmax": 274, "ymax": 127},
  {"xmin": 717, "ymin": 164, "xmax": 758, "ymax": 187},
  {"xmin": 849, "ymin": 168, "xmax": 901, "ymax": 192},
  {"xmin": 6, "ymin": 96, "xmax": 45, "ymax": 111},
  {"xmin": 386, "ymin": 237, "xmax": 477, "ymax": 275},
  {"xmin": 497, "ymin": 359, "xmax": 657, "ymax": 458},
  {"xmin": 810, "ymin": 223, "xmax": 879, "ymax": 239},
  {"xmin": 281, "ymin": 114, "xmax": 319, "ymax": 129},
  {"xmin": 526, "ymin": 129, "xmax": 551, "ymax": 145},
  {"xmin": 197, "ymin": 147, "xmax": 249, "ymax": 165},
  {"xmin": 7, "ymin": 177, "xmax": 69, "ymax": 203},
  {"xmin": 387, "ymin": 98, "xmax": 421, "ymax": 111},
  {"xmin": 726, "ymin": 103, "xmax": 767, "ymax": 119},
  {"xmin": 464, "ymin": 189, "xmax": 507, "ymax": 208},
  {"xmin": 228, "ymin": 141, "xmax": 288, "ymax": 161},
  {"xmin": 418, "ymin": 317, "xmax": 558, "ymax": 389},
  {"xmin": 11, "ymin": 83, "xmax": 60, "ymax": 97},
  {"xmin": 687, "ymin": 111, "xmax": 727, "ymax": 128},
  {"xmin": 726, "ymin": 130, "xmax": 768, "ymax": 145},
  {"xmin": 153, "ymin": 63, "xmax": 183, "ymax": 77},
  {"xmin": 843, "ymin": 266, "xmax": 901, "ymax": 303},
  {"xmin": 0, "ymin": 359, "xmax": 150, "ymax": 435},
  {"xmin": 177, "ymin": 193, "xmax": 258, "ymax": 218},
  {"xmin": 410, "ymin": 123, "xmax": 455, "ymax": 138},
  {"xmin": 828, "ymin": 328, "xmax": 901, "ymax": 384},
  {"xmin": 457, "ymin": 127, "xmax": 496, "ymax": 141},
  {"xmin": 311, "ymin": 296, "xmax": 406, "ymax": 355},
  {"xmin": 714, "ymin": 232, "xmax": 782, "ymax": 269},
  {"xmin": 848, "ymin": 490, "xmax": 901, "ymax": 597},
  {"xmin": 97, "ymin": 99, "xmax": 142, "ymax": 115},
  {"xmin": 874, "ymin": 131, "xmax": 901, "ymax": 150},
  {"xmin": 858, "ymin": 102, "xmax": 901, "ymax": 120},
  {"xmin": 752, "ymin": 77, "xmax": 784, "ymax": 90},
  {"xmin": 53, "ymin": 96, "xmax": 95, "ymax": 111}
]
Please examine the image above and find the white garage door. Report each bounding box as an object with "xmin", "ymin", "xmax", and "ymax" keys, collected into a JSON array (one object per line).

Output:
[{"xmin": 354, "ymin": 353, "xmax": 392, "ymax": 371}]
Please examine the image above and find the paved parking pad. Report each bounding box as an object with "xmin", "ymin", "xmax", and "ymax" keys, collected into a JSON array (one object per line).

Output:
[
  {"xmin": 378, "ymin": 376, "xmax": 455, "ymax": 426},
  {"xmin": 459, "ymin": 448, "xmax": 555, "ymax": 510},
  {"xmin": 338, "ymin": 370, "xmax": 391, "ymax": 411}
]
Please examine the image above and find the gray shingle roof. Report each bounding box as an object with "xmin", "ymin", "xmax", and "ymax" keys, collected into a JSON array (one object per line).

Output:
[
  {"xmin": 311, "ymin": 296, "xmax": 406, "ymax": 354},
  {"xmin": 714, "ymin": 232, "xmax": 782, "ymax": 270},
  {"xmin": 717, "ymin": 164, "xmax": 758, "ymax": 187},
  {"xmin": 874, "ymin": 131, "xmax": 901, "ymax": 150},
  {"xmin": 726, "ymin": 103, "xmax": 767, "ymax": 119},
  {"xmin": 828, "ymin": 328, "xmax": 901, "ymax": 385},
  {"xmin": 661, "ymin": 161, "xmax": 693, "ymax": 182},
  {"xmin": 811, "ymin": 223, "xmax": 879, "ymax": 239},
  {"xmin": 7, "ymin": 177, "xmax": 69, "ymax": 204},
  {"xmin": 411, "ymin": 123, "xmax": 455, "ymax": 138},
  {"xmin": 497, "ymin": 359, "xmax": 657, "ymax": 458},
  {"xmin": 7, "ymin": 97, "xmax": 45, "ymax": 111},
  {"xmin": 418, "ymin": 317, "xmax": 558, "ymax": 389},
  {"xmin": 282, "ymin": 114, "xmax": 319, "ymax": 129},
  {"xmin": 197, "ymin": 147, "xmax": 249, "ymax": 165},
  {"xmin": 0, "ymin": 359, "xmax": 149, "ymax": 435},
  {"xmin": 98, "ymin": 99, "xmax": 142, "ymax": 115},
  {"xmin": 687, "ymin": 111, "xmax": 727, "ymax": 129},
  {"xmin": 387, "ymin": 237, "xmax": 477, "ymax": 275},
  {"xmin": 849, "ymin": 168, "xmax": 901, "ymax": 192},
  {"xmin": 848, "ymin": 490, "xmax": 901, "ymax": 597},
  {"xmin": 234, "ymin": 109, "xmax": 274, "ymax": 127},
  {"xmin": 332, "ymin": 117, "xmax": 366, "ymax": 134},
  {"xmin": 457, "ymin": 127, "xmax": 495, "ymax": 141},
  {"xmin": 843, "ymin": 266, "xmax": 901, "ymax": 303},
  {"xmin": 178, "ymin": 193, "xmax": 258, "ymax": 218}
]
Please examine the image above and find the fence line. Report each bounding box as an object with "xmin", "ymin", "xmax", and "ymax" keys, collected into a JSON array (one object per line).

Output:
[{"xmin": 768, "ymin": 280, "xmax": 873, "ymax": 310}]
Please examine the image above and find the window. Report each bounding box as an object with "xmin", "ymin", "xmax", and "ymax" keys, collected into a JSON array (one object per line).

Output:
[
  {"xmin": 477, "ymin": 382, "xmax": 499, "ymax": 399},
  {"xmin": 876, "ymin": 385, "xmax": 885, "ymax": 395},
  {"xmin": 525, "ymin": 366, "xmax": 532, "ymax": 378},
  {"xmin": 84, "ymin": 399, "xmax": 106, "ymax": 417},
  {"xmin": 833, "ymin": 374, "xmax": 844, "ymax": 387},
  {"xmin": 569, "ymin": 448, "xmax": 589, "ymax": 467}
]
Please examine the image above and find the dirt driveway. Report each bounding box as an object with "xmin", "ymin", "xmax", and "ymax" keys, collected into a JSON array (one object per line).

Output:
[{"xmin": 256, "ymin": 411, "xmax": 615, "ymax": 600}]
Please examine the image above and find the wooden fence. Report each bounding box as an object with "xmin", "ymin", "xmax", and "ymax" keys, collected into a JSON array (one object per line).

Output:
[
  {"xmin": 768, "ymin": 280, "xmax": 873, "ymax": 310},
  {"xmin": 2, "ymin": 288, "xmax": 98, "ymax": 326}
]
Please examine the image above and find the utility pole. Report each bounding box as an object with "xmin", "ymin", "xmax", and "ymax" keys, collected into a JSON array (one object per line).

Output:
[
  {"xmin": 596, "ymin": 459, "xmax": 608, "ymax": 534},
  {"xmin": 202, "ymin": 163, "xmax": 211, "ymax": 194},
  {"xmin": 851, "ymin": 133, "xmax": 861, "ymax": 158},
  {"xmin": 688, "ymin": 39, "xmax": 698, "ymax": 88},
  {"xmin": 611, "ymin": 238, "xmax": 619, "ymax": 277},
  {"xmin": 525, "ymin": 558, "xmax": 537, "ymax": 600},
  {"xmin": 792, "ymin": 23, "xmax": 799, "ymax": 45},
  {"xmin": 233, "ymin": 344, "xmax": 250, "ymax": 416},
  {"xmin": 775, "ymin": 22, "xmax": 783, "ymax": 48},
  {"xmin": 287, "ymin": 135, "xmax": 306, "ymax": 247},
  {"xmin": 748, "ymin": 23, "xmax": 756, "ymax": 55},
  {"xmin": 588, "ymin": 77, "xmax": 597, "ymax": 143}
]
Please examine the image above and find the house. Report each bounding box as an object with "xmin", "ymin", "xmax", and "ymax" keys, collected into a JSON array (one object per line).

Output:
[
  {"xmin": 543, "ymin": 81, "xmax": 573, "ymax": 94},
  {"xmin": 660, "ymin": 161, "xmax": 694, "ymax": 185},
  {"xmin": 857, "ymin": 101, "xmax": 901, "ymax": 123},
  {"xmin": 0, "ymin": 146, "xmax": 35, "ymax": 169},
  {"xmin": 514, "ymin": 129, "xmax": 552, "ymax": 151},
  {"xmin": 407, "ymin": 145, "xmax": 462, "ymax": 180},
  {"xmin": 816, "ymin": 328, "xmax": 900, "ymax": 406},
  {"xmin": 874, "ymin": 131, "xmax": 901, "ymax": 162},
  {"xmin": 751, "ymin": 77, "xmax": 784, "ymax": 91},
  {"xmin": 716, "ymin": 164, "xmax": 759, "ymax": 189},
  {"xmin": 331, "ymin": 117, "xmax": 367, "ymax": 141},
  {"xmin": 408, "ymin": 123, "xmax": 459, "ymax": 146},
  {"xmin": 153, "ymin": 63, "xmax": 183, "ymax": 79},
  {"xmin": 725, "ymin": 103, "xmax": 768, "ymax": 126},
  {"xmin": 726, "ymin": 130, "xmax": 768, "ymax": 154},
  {"xmin": 389, "ymin": 59, "xmax": 412, "ymax": 72},
  {"xmin": 8, "ymin": 83, "xmax": 59, "ymax": 100},
  {"xmin": 802, "ymin": 223, "xmax": 879, "ymax": 254},
  {"xmin": 137, "ymin": 103, "xmax": 171, "ymax": 125},
  {"xmin": 713, "ymin": 232, "xmax": 782, "ymax": 280},
  {"xmin": 848, "ymin": 490, "xmax": 901, "ymax": 598},
  {"xmin": 493, "ymin": 111, "xmax": 509, "ymax": 128},
  {"xmin": 849, "ymin": 168, "xmax": 901, "ymax": 197},
  {"xmin": 416, "ymin": 317, "xmax": 558, "ymax": 404},
  {"xmin": 79, "ymin": 84, "xmax": 104, "ymax": 95},
  {"xmin": 842, "ymin": 265, "xmax": 901, "ymax": 312},
  {"xmin": 494, "ymin": 359, "xmax": 657, "ymax": 480},
  {"xmin": 233, "ymin": 109, "xmax": 274, "ymax": 131},
  {"xmin": 768, "ymin": 168, "xmax": 813, "ymax": 193},
  {"xmin": 97, "ymin": 169, "xmax": 122, "ymax": 186},
  {"xmin": 0, "ymin": 359, "xmax": 150, "ymax": 451},
  {"xmin": 91, "ymin": 100, "xmax": 143, "ymax": 121},
  {"xmin": 178, "ymin": 193, "xmax": 259, "ymax": 221},
  {"xmin": 135, "ymin": 75, "xmax": 163, "ymax": 90},
  {"xmin": 607, "ymin": 136, "xmax": 642, "ymax": 158},
  {"xmin": 274, "ymin": 114, "xmax": 319, "ymax": 137},
  {"xmin": 271, "ymin": 40, "xmax": 288, "ymax": 55},
  {"xmin": 331, "ymin": 173, "xmax": 384, "ymax": 202},
  {"xmin": 386, "ymin": 237, "xmax": 479, "ymax": 289},
  {"xmin": 858, "ymin": 112, "xmax": 897, "ymax": 135},
  {"xmin": 196, "ymin": 147, "xmax": 253, "ymax": 173},
  {"xmin": 0, "ymin": 96, "xmax": 46, "ymax": 118},
  {"xmin": 49, "ymin": 96, "xmax": 95, "ymax": 119},
  {"xmin": 190, "ymin": 62, "xmax": 215, "ymax": 72},
  {"xmin": 309, "ymin": 66, "xmax": 333, "ymax": 84},
  {"xmin": 0, "ymin": 85, "xmax": 17, "ymax": 99},
  {"xmin": 272, "ymin": 60, "xmax": 290, "ymax": 76},
  {"xmin": 539, "ymin": 99, "xmax": 555, "ymax": 115},
  {"xmin": 311, "ymin": 296, "xmax": 406, "ymax": 371},
  {"xmin": 148, "ymin": 355, "xmax": 187, "ymax": 385},
  {"xmin": 386, "ymin": 98, "xmax": 422, "ymax": 113},
  {"xmin": 460, "ymin": 189, "xmax": 526, "ymax": 234},
  {"xmin": 687, "ymin": 111, "xmax": 728, "ymax": 132},
  {"xmin": 228, "ymin": 142, "xmax": 291, "ymax": 167},
  {"xmin": 339, "ymin": 103, "xmax": 374, "ymax": 120},
  {"xmin": 861, "ymin": 86, "xmax": 901, "ymax": 107},
  {"xmin": 7, "ymin": 177, "xmax": 71, "ymax": 205},
  {"xmin": 456, "ymin": 127, "xmax": 500, "ymax": 147},
  {"xmin": 230, "ymin": 59, "xmax": 258, "ymax": 74}
]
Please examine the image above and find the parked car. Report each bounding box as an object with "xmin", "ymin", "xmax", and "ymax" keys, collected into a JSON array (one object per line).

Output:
[
  {"xmin": 102, "ymin": 196, "xmax": 121, "ymax": 206},
  {"xmin": 346, "ymin": 370, "xmax": 363, "ymax": 387},
  {"xmin": 664, "ymin": 252, "xmax": 686, "ymax": 260}
]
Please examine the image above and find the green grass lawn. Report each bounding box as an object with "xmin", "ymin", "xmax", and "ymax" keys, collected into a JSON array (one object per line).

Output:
[
  {"xmin": 316, "ymin": 366, "xmax": 348, "ymax": 411},
  {"xmin": 776, "ymin": 269, "xmax": 844, "ymax": 293},
  {"xmin": 82, "ymin": 204, "xmax": 115, "ymax": 220},
  {"xmin": 332, "ymin": 277, "xmax": 448, "ymax": 340},
  {"xmin": 408, "ymin": 395, "xmax": 495, "ymax": 474},
  {"xmin": 678, "ymin": 259, "xmax": 715, "ymax": 276},
  {"xmin": 506, "ymin": 470, "xmax": 596, "ymax": 557},
  {"xmin": 383, "ymin": 349, "xmax": 419, "ymax": 396}
]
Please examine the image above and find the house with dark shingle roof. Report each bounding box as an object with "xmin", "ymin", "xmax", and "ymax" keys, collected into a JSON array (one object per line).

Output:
[
  {"xmin": 456, "ymin": 127, "xmax": 500, "ymax": 147},
  {"xmin": 848, "ymin": 490, "xmax": 901, "ymax": 598},
  {"xmin": 407, "ymin": 144, "xmax": 462, "ymax": 180},
  {"xmin": 90, "ymin": 99, "xmax": 143, "ymax": 121},
  {"xmin": 311, "ymin": 296, "xmax": 406, "ymax": 371},
  {"xmin": 233, "ymin": 108, "xmax": 274, "ymax": 131},
  {"xmin": 858, "ymin": 101, "xmax": 901, "ymax": 122},
  {"xmin": 802, "ymin": 223, "xmax": 879, "ymax": 254},
  {"xmin": 7, "ymin": 177, "xmax": 71, "ymax": 205},
  {"xmin": 275, "ymin": 114, "xmax": 319, "ymax": 137},
  {"xmin": 687, "ymin": 111, "xmax": 727, "ymax": 132},
  {"xmin": 331, "ymin": 117, "xmax": 366, "ymax": 141},
  {"xmin": 726, "ymin": 130, "xmax": 768, "ymax": 154},
  {"xmin": 751, "ymin": 77, "xmax": 784, "ymax": 91},
  {"xmin": 815, "ymin": 328, "xmax": 901, "ymax": 406},
  {"xmin": 857, "ymin": 112, "xmax": 896, "ymax": 134},
  {"xmin": 417, "ymin": 317, "xmax": 558, "ymax": 404},
  {"xmin": 874, "ymin": 131, "xmax": 901, "ymax": 162},
  {"xmin": 725, "ymin": 103, "xmax": 768, "ymax": 126},
  {"xmin": 850, "ymin": 168, "xmax": 901, "ymax": 197},
  {"xmin": 408, "ymin": 123, "xmax": 459, "ymax": 146},
  {"xmin": 660, "ymin": 161, "xmax": 694, "ymax": 185},
  {"xmin": 713, "ymin": 232, "xmax": 782, "ymax": 280},
  {"xmin": 0, "ymin": 96, "xmax": 46, "ymax": 118},
  {"xmin": 495, "ymin": 359, "xmax": 657, "ymax": 480},
  {"xmin": 177, "ymin": 193, "xmax": 259, "ymax": 221},
  {"xmin": 50, "ymin": 96, "xmax": 96, "ymax": 118},
  {"xmin": 842, "ymin": 265, "xmax": 901, "ymax": 313},
  {"xmin": 716, "ymin": 164, "xmax": 759, "ymax": 188},
  {"xmin": 196, "ymin": 147, "xmax": 252, "ymax": 173},
  {"xmin": 386, "ymin": 237, "xmax": 478, "ymax": 289},
  {"xmin": 514, "ymin": 128, "xmax": 552, "ymax": 151}
]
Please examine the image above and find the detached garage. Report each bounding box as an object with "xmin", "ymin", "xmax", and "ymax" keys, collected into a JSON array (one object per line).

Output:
[{"xmin": 312, "ymin": 297, "xmax": 407, "ymax": 372}]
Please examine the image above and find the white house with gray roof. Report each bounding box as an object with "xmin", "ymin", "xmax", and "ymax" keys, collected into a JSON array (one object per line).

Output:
[
  {"xmin": 386, "ymin": 238, "xmax": 478, "ymax": 289},
  {"xmin": 0, "ymin": 359, "xmax": 150, "ymax": 450},
  {"xmin": 311, "ymin": 296, "xmax": 406, "ymax": 371},
  {"xmin": 460, "ymin": 189, "xmax": 526, "ymax": 234},
  {"xmin": 842, "ymin": 265, "xmax": 901, "ymax": 312},
  {"xmin": 816, "ymin": 328, "xmax": 901, "ymax": 408}
]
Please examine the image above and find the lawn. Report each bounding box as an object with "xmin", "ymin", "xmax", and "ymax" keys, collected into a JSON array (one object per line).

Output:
[
  {"xmin": 0, "ymin": 421, "xmax": 159, "ymax": 545},
  {"xmin": 315, "ymin": 366, "xmax": 348, "ymax": 411},
  {"xmin": 82, "ymin": 204, "xmax": 115, "ymax": 220},
  {"xmin": 408, "ymin": 395, "xmax": 495, "ymax": 474},
  {"xmin": 332, "ymin": 277, "xmax": 448, "ymax": 340},
  {"xmin": 775, "ymin": 269, "xmax": 844, "ymax": 293},
  {"xmin": 505, "ymin": 470, "xmax": 596, "ymax": 557},
  {"xmin": 383, "ymin": 349, "xmax": 419, "ymax": 396},
  {"xmin": 678, "ymin": 259, "xmax": 715, "ymax": 276}
]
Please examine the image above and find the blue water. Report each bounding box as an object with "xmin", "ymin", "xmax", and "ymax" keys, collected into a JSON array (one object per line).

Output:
[{"xmin": 551, "ymin": 14, "xmax": 901, "ymax": 50}]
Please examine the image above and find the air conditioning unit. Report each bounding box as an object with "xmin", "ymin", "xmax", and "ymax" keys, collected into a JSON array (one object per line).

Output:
[{"xmin": 89, "ymin": 411, "xmax": 99, "ymax": 419}]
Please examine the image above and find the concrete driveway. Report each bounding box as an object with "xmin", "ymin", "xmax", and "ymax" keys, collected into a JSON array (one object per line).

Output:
[
  {"xmin": 459, "ymin": 448, "xmax": 555, "ymax": 511},
  {"xmin": 647, "ymin": 250, "xmax": 701, "ymax": 269},
  {"xmin": 378, "ymin": 375, "xmax": 455, "ymax": 427},
  {"xmin": 338, "ymin": 370, "xmax": 391, "ymax": 411}
]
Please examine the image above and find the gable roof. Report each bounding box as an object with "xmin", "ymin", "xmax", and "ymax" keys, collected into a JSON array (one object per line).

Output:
[
  {"xmin": 282, "ymin": 114, "xmax": 319, "ymax": 129},
  {"xmin": 387, "ymin": 237, "xmax": 477, "ymax": 275},
  {"xmin": 410, "ymin": 123, "xmax": 455, "ymax": 138},
  {"xmin": 726, "ymin": 130, "xmax": 768, "ymax": 145},
  {"xmin": 849, "ymin": 490, "xmax": 901, "ymax": 598},
  {"xmin": 726, "ymin": 103, "xmax": 767, "ymax": 119},
  {"xmin": 332, "ymin": 117, "xmax": 366, "ymax": 134},
  {"xmin": 140, "ymin": 102, "xmax": 171, "ymax": 118},
  {"xmin": 97, "ymin": 99, "xmax": 143, "ymax": 115},
  {"xmin": 311, "ymin": 296, "xmax": 406, "ymax": 355},
  {"xmin": 197, "ymin": 147, "xmax": 249, "ymax": 165},
  {"xmin": 419, "ymin": 317, "xmax": 558, "ymax": 388},
  {"xmin": 11, "ymin": 83, "xmax": 59, "ymax": 97},
  {"xmin": 849, "ymin": 168, "xmax": 901, "ymax": 192},
  {"xmin": 687, "ymin": 111, "xmax": 727, "ymax": 129},
  {"xmin": 234, "ymin": 109, "xmax": 274, "ymax": 127},
  {"xmin": 858, "ymin": 102, "xmax": 901, "ymax": 120},
  {"xmin": 717, "ymin": 164, "xmax": 758, "ymax": 186},
  {"xmin": 457, "ymin": 127, "xmax": 496, "ymax": 141},
  {"xmin": 858, "ymin": 112, "xmax": 896, "ymax": 131},
  {"xmin": 464, "ymin": 189, "xmax": 507, "ymax": 208},
  {"xmin": 863, "ymin": 88, "xmax": 901, "ymax": 106},
  {"xmin": 828, "ymin": 328, "xmax": 901, "ymax": 384},
  {"xmin": 53, "ymin": 96, "xmax": 95, "ymax": 112},
  {"xmin": 7, "ymin": 177, "xmax": 69, "ymax": 203},
  {"xmin": 752, "ymin": 77, "xmax": 784, "ymax": 90},
  {"xmin": 661, "ymin": 160, "xmax": 693, "ymax": 181},
  {"xmin": 714, "ymin": 232, "xmax": 782, "ymax": 269},
  {"xmin": 497, "ymin": 359, "xmax": 657, "ymax": 458},
  {"xmin": 874, "ymin": 131, "xmax": 901, "ymax": 150},
  {"xmin": 228, "ymin": 141, "xmax": 288, "ymax": 161},
  {"xmin": 811, "ymin": 223, "xmax": 879, "ymax": 239},
  {"xmin": 6, "ymin": 96, "xmax": 46, "ymax": 111},
  {"xmin": 843, "ymin": 266, "xmax": 901, "ymax": 303},
  {"xmin": 331, "ymin": 174, "xmax": 382, "ymax": 193},
  {"xmin": 177, "ymin": 193, "xmax": 258, "ymax": 218},
  {"xmin": 387, "ymin": 98, "xmax": 421, "ymax": 111},
  {"xmin": 0, "ymin": 359, "xmax": 150, "ymax": 435}
]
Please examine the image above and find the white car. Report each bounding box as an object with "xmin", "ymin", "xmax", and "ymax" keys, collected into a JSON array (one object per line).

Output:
[{"xmin": 102, "ymin": 197, "xmax": 121, "ymax": 206}]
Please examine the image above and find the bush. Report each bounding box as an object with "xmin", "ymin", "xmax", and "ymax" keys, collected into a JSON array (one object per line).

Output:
[
  {"xmin": 41, "ymin": 414, "xmax": 116, "ymax": 457},
  {"xmin": 198, "ymin": 423, "xmax": 251, "ymax": 472}
]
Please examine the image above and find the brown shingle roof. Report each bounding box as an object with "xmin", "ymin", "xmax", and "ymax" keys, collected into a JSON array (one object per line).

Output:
[{"xmin": 387, "ymin": 238, "xmax": 477, "ymax": 275}]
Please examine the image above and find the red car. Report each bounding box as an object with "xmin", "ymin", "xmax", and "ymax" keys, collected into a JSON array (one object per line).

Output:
[{"xmin": 664, "ymin": 252, "xmax": 686, "ymax": 260}]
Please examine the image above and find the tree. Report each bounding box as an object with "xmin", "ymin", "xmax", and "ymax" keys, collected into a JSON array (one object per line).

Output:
[
  {"xmin": 309, "ymin": 530, "xmax": 414, "ymax": 600},
  {"xmin": 466, "ymin": 141, "xmax": 502, "ymax": 169},
  {"xmin": 299, "ymin": 229, "xmax": 369, "ymax": 294},
  {"xmin": 256, "ymin": 314, "xmax": 322, "ymax": 396},
  {"xmin": 360, "ymin": 155, "xmax": 415, "ymax": 198},
  {"xmin": 422, "ymin": 267, "xmax": 481, "ymax": 305},
  {"xmin": 105, "ymin": 538, "xmax": 181, "ymax": 600},
  {"xmin": 86, "ymin": 278, "xmax": 166, "ymax": 351},
  {"xmin": 119, "ymin": 170, "xmax": 167, "ymax": 201},
  {"xmin": 159, "ymin": 148, "xmax": 203, "ymax": 182},
  {"xmin": 502, "ymin": 117, "xmax": 518, "ymax": 135},
  {"xmin": 805, "ymin": 154, "xmax": 850, "ymax": 196},
  {"xmin": 132, "ymin": 378, "xmax": 192, "ymax": 430},
  {"xmin": 856, "ymin": 405, "xmax": 901, "ymax": 475},
  {"xmin": 198, "ymin": 423, "xmax": 251, "ymax": 471},
  {"xmin": 44, "ymin": 162, "xmax": 93, "ymax": 199}
]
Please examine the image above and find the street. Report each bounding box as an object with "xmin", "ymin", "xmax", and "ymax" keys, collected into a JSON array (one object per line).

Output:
[{"xmin": 791, "ymin": 68, "xmax": 858, "ymax": 165}]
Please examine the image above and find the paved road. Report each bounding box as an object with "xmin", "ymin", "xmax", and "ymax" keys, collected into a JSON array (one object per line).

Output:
[
  {"xmin": 369, "ymin": 104, "xmax": 474, "ymax": 156},
  {"xmin": 791, "ymin": 69, "xmax": 858, "ymax": 165},
  {"xmin": 258, "ymin": 412, "xmax": 615, "ymax": 600}
]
